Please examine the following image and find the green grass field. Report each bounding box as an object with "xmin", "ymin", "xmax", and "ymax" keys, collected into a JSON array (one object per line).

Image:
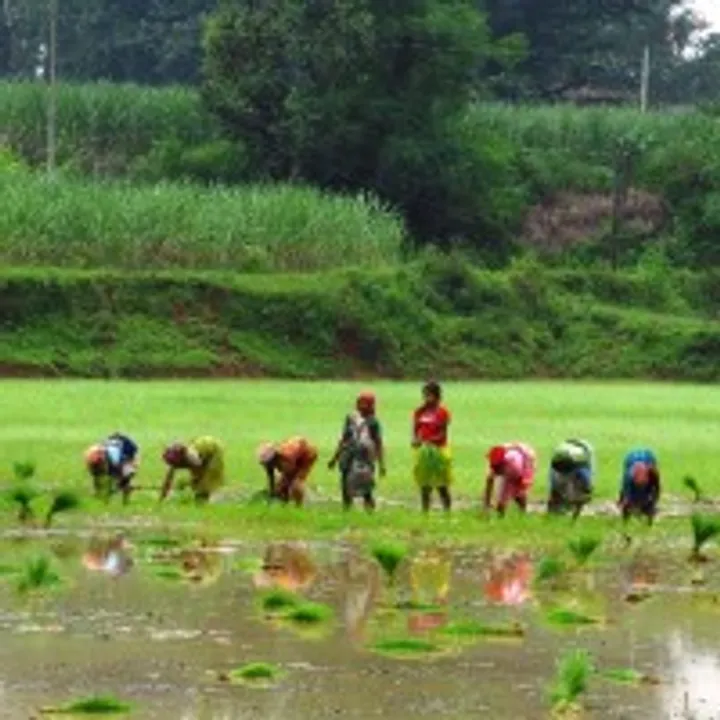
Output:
[{"xmin": 2, "ymin": 380, "xmax": 717, "ymax": 504}]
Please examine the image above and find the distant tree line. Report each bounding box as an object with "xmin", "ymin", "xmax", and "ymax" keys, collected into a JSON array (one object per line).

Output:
[{"xmin": 2, "ymin": 0, "xmax": 720, "ymax": 104}]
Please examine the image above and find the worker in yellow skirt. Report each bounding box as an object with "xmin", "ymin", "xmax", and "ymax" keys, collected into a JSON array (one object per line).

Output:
[
  {"xmin": 412, "ymin": 381, "xmax": 453, "ymax": 512},
  {"xmin": 159, "ymin": 436, "xmax": 225, "ymax": 504}
]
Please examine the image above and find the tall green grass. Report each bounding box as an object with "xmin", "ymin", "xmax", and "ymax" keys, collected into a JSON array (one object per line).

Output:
[
  {"xmin": 0, "ymin": 173, "xmax": 404, "ymax": 272},
  {"xmin": 0, "ymin": 81, "xmax": 211, "ymax": 171}
]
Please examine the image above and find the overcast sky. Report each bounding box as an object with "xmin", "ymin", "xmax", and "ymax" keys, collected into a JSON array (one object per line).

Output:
[{"xmin": 690, "ymin": 0, "xmax": 720, "ymax": 31}]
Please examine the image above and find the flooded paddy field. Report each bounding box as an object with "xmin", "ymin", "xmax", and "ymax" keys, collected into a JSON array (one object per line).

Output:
[{"xmin": 0, "ymin": 530, "xmax": 718, "ymax": 718}]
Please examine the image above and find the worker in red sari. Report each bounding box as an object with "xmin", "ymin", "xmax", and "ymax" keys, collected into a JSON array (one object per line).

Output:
[{"xmin": 412, "ymin": 381, "xmax": 453, "ymax": 512}]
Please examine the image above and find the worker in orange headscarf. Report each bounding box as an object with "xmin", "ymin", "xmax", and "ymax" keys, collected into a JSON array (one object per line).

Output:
[{"xmin": 257, "ymin": 436, "xmax": 318, "ymax": 506}]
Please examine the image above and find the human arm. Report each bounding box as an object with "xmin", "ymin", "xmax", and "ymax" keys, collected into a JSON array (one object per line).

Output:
[
  {"xmin": 411, "ymin": 410, "xmax": 421, "ymax": 448},
  {"xmin": 159, "ymin": 467, "xmax": 175, "ymax": 501},
  {"xmin": 483, "ymin": 470, "xmax": 495, "ymax": 509},
  {"xmin": 328, "ymin": 417, "xmax": 351, "ymax": 469},
  {"xmin": 264, "ymin": 463, "xmax": 276, "ymax": 497}
]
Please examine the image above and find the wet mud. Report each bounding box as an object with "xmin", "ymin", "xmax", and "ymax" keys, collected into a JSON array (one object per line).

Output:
[{"xmin": 0, "ymin": 535, "xmax": 717, "ymax": 719}]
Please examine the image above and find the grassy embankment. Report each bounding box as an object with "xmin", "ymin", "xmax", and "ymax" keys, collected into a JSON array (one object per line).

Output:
[{"xmin": 2, "ymin": 81, "xmax": 720, "ymax": 381}]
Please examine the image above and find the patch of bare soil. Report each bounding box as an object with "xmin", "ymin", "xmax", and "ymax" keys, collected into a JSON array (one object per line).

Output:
[{"xmin": 521, "ymin": 189, "xmax": 667, "ymax": 253}]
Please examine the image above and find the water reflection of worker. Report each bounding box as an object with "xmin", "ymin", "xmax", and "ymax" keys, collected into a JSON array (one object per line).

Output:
[
  {"xmin": 179, "ymin": 545, "xmax": 223, "ymax": 585},
  {"xmin": 483, "ymin": 553, "xmax": 532, "ymax": 606},
  {"xmin": 407, "ymin": 548, "xmax": 451, "ymax": 634},
  {"xmin": 82, "ymin": 535, "xmax": 133, "ymax": 577},
  {"xmin": 252, "ymin": 542, "xmax": 316, "ymax": 591},
  {"xmin": 337, "ymin": 552, "xmax": 380, "ymax": 642}
]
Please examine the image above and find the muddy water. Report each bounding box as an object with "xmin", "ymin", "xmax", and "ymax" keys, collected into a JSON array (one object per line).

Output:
[{"xmin": 0, "ymin": 536, "xmax": 718, "ymax": 719}]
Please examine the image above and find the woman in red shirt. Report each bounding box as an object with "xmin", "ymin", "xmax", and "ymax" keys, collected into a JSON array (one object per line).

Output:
[{"xmin": 412, "ymin": 381, "xmax": 453, "ymax": 512}]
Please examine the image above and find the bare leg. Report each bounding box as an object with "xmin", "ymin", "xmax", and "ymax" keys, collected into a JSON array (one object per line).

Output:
[
  {"xmin": 290, "ymin": 481, "xmax": 304, "ymax": 507},
  {"xmin": 438, "ymin": 486, "xmax": 451, "ymax": 512},
  {"xmin": 363, "ymin": 492, "xmax": 375, "ymax": 512},
  {"xmin": 515, "ymin": 495, "xmax": 527, "ymax": 513},
  {"xmin": 421, "ymin": 486, "xmax": 432, "ymax": 513}
]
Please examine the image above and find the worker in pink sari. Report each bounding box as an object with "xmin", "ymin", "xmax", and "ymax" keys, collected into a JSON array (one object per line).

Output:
[{"xmin": 483, "ymin": 442, "xmax": 536, "ymax": 516}]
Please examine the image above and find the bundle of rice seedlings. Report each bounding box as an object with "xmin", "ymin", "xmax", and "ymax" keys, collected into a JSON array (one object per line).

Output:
[
  {"xmin": 12, "ymin": 461, "xmax": 36, "ymax": 482},
  {"xmin": 371, "ymin": 637, "xmax": 442, "ymax": 658},
  {"xmin": 44, "ymin": 490, "xmax": 81, "ymax": 528},
  {"xmin": 549, "ymin": 649, "xmax": 593, "ymax": 714},
  {"xmin": 17, "ymin": 556, "xmax": 61, "ymax": 595},
  {"xmin": 690, "ymin": 513, "xmax": 720, "ymax": 561},
  {"xmin": 567, "ymin": 535, "xmax": 601, "ymax": 565},
  {"xmin": 371, "ymin": 540, "xmax": 408, "ymax": 582},
  {"xmin": 225, "ymin": 662, "xmax": 283, "ymax": 687},
  {"xmin": 683, "ymin": 476, "xmax": 704, "ymax": 503},
  {"xmin": 283, "ymin": 601, "xmax": 333, "ymax": 625},
  {"xmin": 546, "ymin": 607, "xmax": 599, "ymax": 627},
  {"xmin": 39, "ymin": 693, "xmax": 132, "ymax": 714},
  {"xmin": 7, "ymin": 484, "xmax": 38, "ymax": 523},
  {"xmin": 260, "ymin": 589, "xmax": 301, "ymax": 614},
  {"xmin": 535, "ymin": 556, "xmax": 566, "ymax": 583}
]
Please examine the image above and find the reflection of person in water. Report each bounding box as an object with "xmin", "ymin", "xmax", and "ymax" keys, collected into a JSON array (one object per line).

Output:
[
  {"xmin": 82, "ymin": 535, "xmax": 133, "ymax": 577},
  {"xmin": 179, "ymin": 545, "xmax": 223, "ymax": 585},
  {"xmin": 483, "ymin": 553, "xmax": 532, "ymax": 606},
  {"xmin": 407, "ymin": 548, "xmax": 451, "ymax": 633},
  {"xmin": 252, "ymin": 542, "xmax": 316, "ymax": 591},
  {"xmin": 337, "ymin": 551, "xmax": 381, "ymax": 642}
]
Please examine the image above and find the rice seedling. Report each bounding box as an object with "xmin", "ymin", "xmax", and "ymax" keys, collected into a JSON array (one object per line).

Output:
[
  {"xmin": 17, "ymin": 556, "xmax": 61, "ymax": 595},
  {"xmin": 549, "ymin": 649, "xmax": 593, "ymax": 715},
  {"xmin": 395, "ymin": 600, "xmax": 443, "ymax": 611},
  {"xmin": 684, "ymin": 476, "xmax": 705, "ymax": 503},
  {"xmin": 371, "ymin": 540, "xmax": 408, "ymax": 583},
  {"xmin": 567, "ymin": 535, "xmax": 601, "ymax": 565},
  {"xmin": 371, "ymin": 637, "xmax": 444, "ymax": 658},
  {"xmin": 152, "ymin": 566, "xmax": 184, "ymax": 581},
  {"xmin": 442, "ymin": 619, "xmax": 525, "ymax": 639},
  {"xmin": 260, "ymin": 589, "xmax": 301, "ymax": 614},
  {"xmin": 545, "ymin": 607, "xmax": 600, "ymax": 627},
  {"xmin": 6, "ymin": 484, "xmax": 38, "ymax": 523},
  {"xmin": 44, "ymin": 490, "xmax": 81, "ymax": 528},
  {"xmin": 690, "ymin": 514, "xmax": 720, "ymax": 562},
  {"xmin": 600, "ymin": 668, "xmax": 661, "ymax": 686},
  {"xmin": 12, "ymin": 461, "xmax": 36, "ymax": 481},
  {"xmin": 39, "ymin": 693, "xmax": 132, "ymax": 714},
  {"xmin": 283, "ymin": 601, "xmax": 333, "ymax": 625},
  {"xmin": 535, "ymin": 556, "xmax": 566, "ymax": 583},
  {"xmin": 225, "ymin": 662, "xmax": 283, "ymax": 687}
]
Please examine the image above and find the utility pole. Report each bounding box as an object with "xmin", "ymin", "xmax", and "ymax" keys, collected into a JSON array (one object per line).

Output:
[
  {"xmin": 640, "ymin": 44, "xmax": 650, "ymax": 113},
  {"xmin": 46, "ymin": 0, "xmax": 57, "ymax": 175}
]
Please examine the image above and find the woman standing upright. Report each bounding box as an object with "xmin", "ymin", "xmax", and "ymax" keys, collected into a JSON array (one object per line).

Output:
[{"xmin": 412, "ymin": 381, "xmax": 453, "ymax": 512}]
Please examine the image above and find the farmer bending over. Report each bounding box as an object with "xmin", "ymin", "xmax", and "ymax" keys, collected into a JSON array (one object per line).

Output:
[
  {"xmin": 328, "ymin": 390, "xmax": 385, "ymax": 511},
  {"xmin": 618, "ymin": 448, "xmax": 660, "ymax": 524},
  {"xmin": 84, "ymin": 432, "xmax": 139, "ymax": 504},
  {"xmin": 484, "ymin": 442, "xmax": 536, "ymax": 516},
  {"xmin": 257, "ymin": 437, "xmax": 318, "ymax": 507},
  {"xmin": 412, "ymin": 381, "xmax": 452, "ymax": 512},
  {"xmin": 547, "ymin": 439, "xmax": 594, "ymax": 519},
  {"xmin": 160, "ymin": 436, "xmax": 225, "ymax": 504}
]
